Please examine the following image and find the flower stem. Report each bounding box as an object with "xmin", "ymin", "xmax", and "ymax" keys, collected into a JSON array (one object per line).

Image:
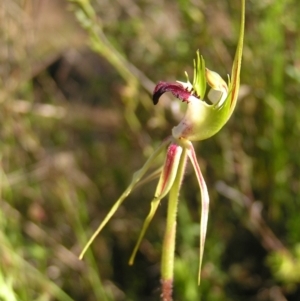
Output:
[{"xmin": 161, "ymin": 146, "xmax": 187, "ymax": 301}]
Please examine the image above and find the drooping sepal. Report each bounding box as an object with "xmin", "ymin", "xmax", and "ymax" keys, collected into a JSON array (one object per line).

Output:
[
  {"xmin": 129, "ymin": 142, "xmax": 183, "ymax": 265},
  {"xmin": 155, "ymin": 143, "xmax": 183, "ymax": 199},
  {"xmin": 186, "ymin": 141, "xmax": 209, "ymax": 285},
  {"xmin": 79, "ymin": 137, "xmax": 173, "ymax": 260}
]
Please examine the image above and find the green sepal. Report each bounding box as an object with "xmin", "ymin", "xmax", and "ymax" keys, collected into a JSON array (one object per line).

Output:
[
  {"xmin": 129, "ymin": 143, "xmax": 183, "ymax": 265},
  {"xmin": 79, "ymin": 137, "xmax": 172, "ymax": 260},
  {"xmin": 222, "ymin": 0, "xmax": 245, "ymax": 120}
]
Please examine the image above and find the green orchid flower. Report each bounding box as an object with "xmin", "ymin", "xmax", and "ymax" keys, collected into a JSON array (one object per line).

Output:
[{"xmin": 80, "ymin": 0, "xmax": 244, "ymax": 298}]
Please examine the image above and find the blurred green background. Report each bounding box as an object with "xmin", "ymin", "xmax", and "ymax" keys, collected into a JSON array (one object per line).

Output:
[{"xmin": 1, "ymin": 0, "xmax": 300, "ymax": 300}]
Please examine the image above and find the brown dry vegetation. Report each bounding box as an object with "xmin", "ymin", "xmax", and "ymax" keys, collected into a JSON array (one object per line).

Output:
[{"xmin": 1, "ymin": 0, "xmax": 300, "ymax": 300}]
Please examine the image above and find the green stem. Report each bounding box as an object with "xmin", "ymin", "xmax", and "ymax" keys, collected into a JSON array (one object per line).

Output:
[{"xmin": 161, "ymin": 147, "xmax": 187, "ymax": 300}]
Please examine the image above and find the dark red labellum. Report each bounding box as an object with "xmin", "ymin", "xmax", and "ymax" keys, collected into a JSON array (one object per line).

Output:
[{"xmin": 152, "ymin": 81, "xmax": 192, "ymax": 105}]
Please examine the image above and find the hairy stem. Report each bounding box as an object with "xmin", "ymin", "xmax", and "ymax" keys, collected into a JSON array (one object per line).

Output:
[{"xmin": 161, "ymin": 147, "xmax": 187, "ymax": 301}]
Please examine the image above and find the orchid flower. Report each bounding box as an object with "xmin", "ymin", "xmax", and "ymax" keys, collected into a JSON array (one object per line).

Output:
[{"xmin": 80, "ymin": 0, "xmax": 244, "ymax": 299}]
